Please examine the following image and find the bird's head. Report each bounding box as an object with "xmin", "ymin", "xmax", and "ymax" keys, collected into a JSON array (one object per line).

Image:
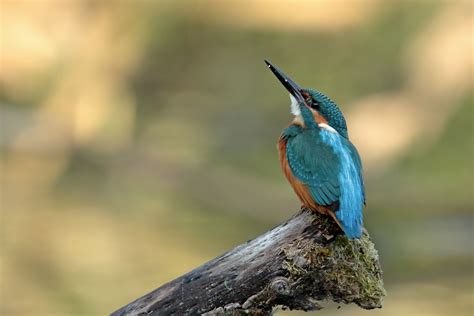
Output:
[{"xmin": 265, "ymin": 60, "xmax": 348, "ymax": 139}]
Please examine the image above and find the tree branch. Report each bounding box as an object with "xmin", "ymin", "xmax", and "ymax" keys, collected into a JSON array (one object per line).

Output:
[{"xmin": 111, "ymin": 210, "xmax": 385, "ymax": 316}]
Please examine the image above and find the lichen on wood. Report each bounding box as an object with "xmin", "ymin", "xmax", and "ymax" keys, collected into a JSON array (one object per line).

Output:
[{"xmin": 111, "ymin": 210, "xmax": 385, "ymax": 316}]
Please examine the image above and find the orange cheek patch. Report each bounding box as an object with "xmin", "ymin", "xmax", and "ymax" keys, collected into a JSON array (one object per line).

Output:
[
  {"xmin": 301, "ymin": 92, "xmax": 327, "ymax": 124},
  {"xmin": 312, "ymin": 109, "xmax": 328, "ymax": 124}
]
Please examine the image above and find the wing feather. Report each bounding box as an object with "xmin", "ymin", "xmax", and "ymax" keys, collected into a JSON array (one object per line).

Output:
[
  {"xmin": 286, "ymin": 129, "xmax": 340, "ymax": 206},
  {"xmin": 283, "ymin": 126, "xmax": 365, "ymax": 239}
]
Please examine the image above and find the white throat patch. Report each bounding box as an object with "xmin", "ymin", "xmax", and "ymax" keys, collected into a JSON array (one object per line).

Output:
[{"xmin": 289, "ymin": 94, "xmax": 301, "ymax": 116}]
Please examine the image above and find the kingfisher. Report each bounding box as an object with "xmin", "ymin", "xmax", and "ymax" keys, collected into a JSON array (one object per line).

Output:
[{"xmin": 265, "ymin": 60, "xmax": 365, "ymax": 239}]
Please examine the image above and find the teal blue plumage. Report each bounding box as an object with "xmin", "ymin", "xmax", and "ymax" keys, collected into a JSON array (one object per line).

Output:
[
  {"xmin": 282, "ymin": 90, "xmax": 365, "ymax": 239},
  {"xmin": 285, "ymin": 129, "xmax": 340, "ymax": 206},
  {"xmin": 264, "ymin": 60, "xmax": 365, "ymax": 239}
]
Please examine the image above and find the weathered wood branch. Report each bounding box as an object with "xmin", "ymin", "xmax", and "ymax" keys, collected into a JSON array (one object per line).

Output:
[{"xmin": 112, "ymin": 210, "xmax": 385, "ymax": 316}]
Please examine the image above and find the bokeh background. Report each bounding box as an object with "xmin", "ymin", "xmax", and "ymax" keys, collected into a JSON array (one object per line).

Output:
[{"xmin": 1, "ymin": 0, "xmax": 473, "ymax": 315}]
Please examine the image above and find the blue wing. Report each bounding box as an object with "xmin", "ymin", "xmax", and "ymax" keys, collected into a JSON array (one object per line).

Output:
[
  {"xmin": 285, "ymin": 128, "xmax": 365, "ymax": 238},
  {"xmin": 347, "ymin": 141, "xmax": 366, "ymax": 205},
  {"xmin": 286, "ymin": 129, "xmax": 341, "ymax": 206}
]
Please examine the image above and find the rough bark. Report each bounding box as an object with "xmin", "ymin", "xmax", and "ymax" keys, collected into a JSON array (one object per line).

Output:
[{"xmin": 111, "ymin": 210, "xmax": 385, "ymax": 316}]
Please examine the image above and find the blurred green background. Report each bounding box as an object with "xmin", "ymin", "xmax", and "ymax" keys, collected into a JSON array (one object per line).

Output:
[{"xmin": 1, "ymin": 0, "xmax": 473, "ymax": 315}]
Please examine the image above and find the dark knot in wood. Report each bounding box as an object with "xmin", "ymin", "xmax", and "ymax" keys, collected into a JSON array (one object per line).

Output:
[{"xmin": 270, "ymin": 277, "xmax": 290, "ymax": 296}]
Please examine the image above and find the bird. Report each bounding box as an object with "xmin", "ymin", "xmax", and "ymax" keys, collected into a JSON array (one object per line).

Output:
[{"xmin": 265, "ymin": 60, "xmax": 365, "ymax": 239}]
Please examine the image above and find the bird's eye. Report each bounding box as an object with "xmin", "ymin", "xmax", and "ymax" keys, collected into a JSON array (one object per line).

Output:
[
  {"xmin": 301, "ymin": 91, "xmax": 317, "ymax": 109},
  {"xmin": 311, "ymin": 100, "xmax": 320, "ymax": 110}
]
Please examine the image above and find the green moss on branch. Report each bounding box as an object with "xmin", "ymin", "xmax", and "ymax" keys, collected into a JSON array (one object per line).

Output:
[{"xmin": 112, "ymin": 210, "xmax": 385, "ymax": 316}]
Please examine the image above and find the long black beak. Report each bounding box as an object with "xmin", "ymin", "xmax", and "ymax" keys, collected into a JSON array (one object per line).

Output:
[{"xmin": 264, "ymin": 59, "xmax": 305, "ymax": 104}]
